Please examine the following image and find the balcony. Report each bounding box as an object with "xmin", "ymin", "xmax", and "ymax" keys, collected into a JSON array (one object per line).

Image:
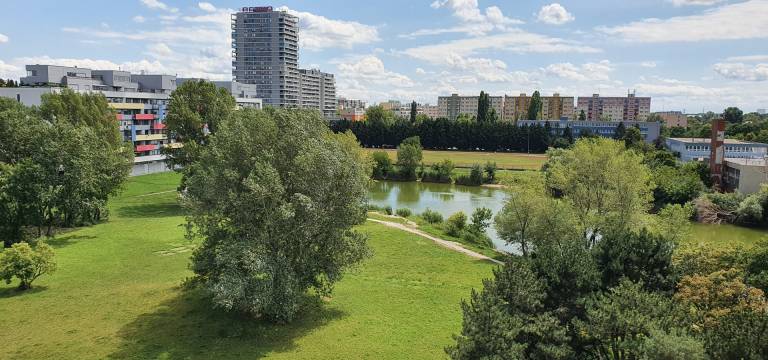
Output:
[
  {"xmin": 135, "ymin": 144, "xmax": 158, "ymax": 152},
  {"xmin": 135, "ymin": 113, "xmax": 156, "ymax": 120},
  {"xmin": 135, "ymin": 134, "xmax": 167, "ymax": 141},
  {"xmin": 152, "ymin": 122, "xmax": 166, "ymax": 130}
]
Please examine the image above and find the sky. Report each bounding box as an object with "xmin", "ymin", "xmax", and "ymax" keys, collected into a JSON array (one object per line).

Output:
[{"xmin": 0, "ymin": 0, "xmax": 767, "ymax": 112}]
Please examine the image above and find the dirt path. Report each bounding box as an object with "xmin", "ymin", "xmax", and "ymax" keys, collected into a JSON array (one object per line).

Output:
[{"xmin": 367, "ymin": 218, "xmax": 504, "ymax": 265}]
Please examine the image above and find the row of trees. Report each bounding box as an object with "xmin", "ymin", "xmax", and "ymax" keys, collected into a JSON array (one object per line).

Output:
[
  {"xmin": 331, "ymin": 117, "xmax": 555, "ymax": 153},
  {"xmin": 0, "ymin": 90, "xmax": 133, "ymax": 247},
  {"xmin": 449, "ymin": 138, "xmax": 768, "ymax": 358},
  {"xmin": 0, "ymin": 79, "xmax": 19, "ymax": 88}
]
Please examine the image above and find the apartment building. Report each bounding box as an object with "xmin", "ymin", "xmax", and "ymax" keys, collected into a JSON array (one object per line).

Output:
[
  {"xmin": 4, "ymin": 64, "xmax": 176, "ymax": 175},
  {"xmin": 576, "ymin": 93, "xmax": 651, "ymax": 121},
  {"xmin": 338, "ymin": 97, "xmax": 366, "ymax": 110},
  {"xmin": 422, "ymin": 104, "xmax": 440, "ymax": 119},
  {"xmin": 232, "ymin": 6, "xmax": 299, "ymax": 108},
  {"xmin": 503, "ymin": 93, "xmax": 574, "ymax": 121},
  {"xmin": 654, "ymin": 111, "xmax": 688, "ymax": 128},
  {"xmin": 437, "ymin": 94, "xmax": 504, "ymax": 121},
  {"xmin": 232, "ymin": 6, "xmax": 337, "ymax": 118}
]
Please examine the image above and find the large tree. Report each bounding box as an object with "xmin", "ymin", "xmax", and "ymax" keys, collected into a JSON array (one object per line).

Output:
[
  {"xmin": 723, "ymin": 106, "xmax": 744, "ymax": 124},
  {"xmin": 163, "ymin": 79, "xmax": 236, "ymax": 173},
  {"xmin": 185, "ymin": 108, "xmax": 371, "ymax": 323},
  {"xmin": 396, "ymin": 136, "xmax": 423, "ymax": 180},
  {"xmin": 545, "ymin": 138, "xmax": 654, "ymax": 245},
  {"xmin": 477, "ymin": 91, "xmax": 490, "ymax": 123},
  {"xmin": 410, "ymin": 101, "xmax": 417, "ymax": 123},
  {"xmin": 528, "ymin": 91, "xmax": 542, "ymax": 120}
]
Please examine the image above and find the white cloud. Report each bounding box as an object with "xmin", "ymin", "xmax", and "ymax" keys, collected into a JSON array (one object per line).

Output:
[
  {"xmin": 415, "ymin": 68, "xmax": 427, "ymax": 75},
  {"xmin": 276, "ymin": 7, "xmax": 379, "ymax": 50},
  {"xmin": 140, "ymin": 0, "xmax": 178, "ymax": 13},
  {"xmin": 0, "ymin": 60, "xmax": 21, "ymax": 79},
  {"xmin": 402, "ymin": 29, "xmax": 600, "ymax": 65},
  {"xmin": 640, "ymin": 61, "xmax": 657, "ymax": 68},
  {"xmin": 145, "ymin": 43, "xmax": 173, "ymax": 58},
  {"xmin": 725, "ymin": 54, "xmax": 768, "ymax": 62},
  {"xmin": 537, "ymin": 3, "xmax": 575, "ymax": 25},
  {"xmin": 0, "ymin": 33, "xmax": 8, "ymax": 43},
  {"xmin": 544, "ymin": 60, "xmax": 613, "ymax": 81},
  {"xmin": 198, "ymin": 2, "xmax": 216, "ymax": 12},
  {"xmin": 445, "ymin": 54, "xmax": 535, "ymax": 83},
  {"xmin": 132, "ymin": 15, "xmax": 146, "ymax": 23},
  {"xmin": 599, "ymin": 0, "xmax": 768, "ymax": 42},
  {"xmin": 713, "ymin": 62, "xmax": 768, "ymax": 81},
  {"xmin": 410, "ymin": 0, "xmax": 522, "ymax": 37},
  {"xmin": 336, "ymin": 55, "xmax": 414, "ymax": 87},
  {"xmin": 668, "ymin": 0, "xmax": 724, "ymax": 6}
]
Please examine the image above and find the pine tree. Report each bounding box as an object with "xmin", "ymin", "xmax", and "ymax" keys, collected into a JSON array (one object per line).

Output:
[{"xmin": 578, "ymin": 110, "xmax": 586, "ymax": 121}]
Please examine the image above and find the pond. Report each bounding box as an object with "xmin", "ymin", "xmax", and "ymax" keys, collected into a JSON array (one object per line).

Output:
[
  {"xmin": 368, "ymin": 180, "xmax": 511, "ymax": 250},
  {"xmin": 368, "ymin": 180, "xmax": 768, "ymax": 251}
]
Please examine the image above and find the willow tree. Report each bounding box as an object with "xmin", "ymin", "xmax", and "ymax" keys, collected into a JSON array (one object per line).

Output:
[{"xmin": 184, "ymin": 108, "xmax": 371, "ymax": 323}]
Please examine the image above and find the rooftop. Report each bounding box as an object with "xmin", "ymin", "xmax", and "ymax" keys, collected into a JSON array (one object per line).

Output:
[
  {"xmin": 668, "ymin": 137, "xmax": 768, "ymax": 146},
  {"xmin": 726, "ymin": 158, "xmax": 768, "ymax": 167}
]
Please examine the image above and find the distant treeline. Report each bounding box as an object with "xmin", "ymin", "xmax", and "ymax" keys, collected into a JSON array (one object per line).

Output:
[{"xmin": 330, "ymin": 118, "xmax": 554, "ymax": 153}]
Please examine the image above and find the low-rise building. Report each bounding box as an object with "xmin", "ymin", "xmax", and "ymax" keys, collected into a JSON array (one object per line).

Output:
[
  {"xmin": 340, "ymin": 107, "xmax": 365, "ymax": 121},
  {"xmin": 654, "ymin": 111, "xmax": 688, "ymax": 128},
  {"xmin": 666, "ymin": 138, "xmax": 768, "ymax": 162},
  {"xmin": 518, "ymin": 119, "xmax": 662, "ymax": 143},
  {"xmin": 724, "ymin": 158, "xmax": 768, "ymax": 194},
  {"xmin": 338, "ymin": 97, "xmax": 366, "ymax": 110}
]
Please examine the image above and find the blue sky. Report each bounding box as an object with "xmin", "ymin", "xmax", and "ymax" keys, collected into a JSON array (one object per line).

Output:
[{"xmin": 0, "ymin": 0, "xmax": 767, "ymax": 112}]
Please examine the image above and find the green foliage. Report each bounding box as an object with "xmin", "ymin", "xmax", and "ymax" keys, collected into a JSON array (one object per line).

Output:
[
  {"xmin": 483, "ymin": 161, "xmax": 497, "ymax": 183},
  {"xmin": 613, "ymin": 121, "xmax": 626, "ymax": 140},
  {"xmin": 702, "ymin": 308, "xmax": 768, "ymax": 359},
  {"xmin": 163, "ymin": 79, "xmax": 236, "ymax": 174},
  {"xmin": 746, "ymin": 241, "xmax": 768, "ymax": 293},
  {"xmin": 0, "ymin": 241, "xmax": 56, "ymax": 290},
  {"xmin": 576, "ymin": 280, "xmax": 702, "ymax": 360},
  {"xmin": 477, "ymin": 91, "xmax": 491, "ymax": 123},
  {"xmin": 371, "ymin": 151, "xmax": 394, "ymax": 179},
  {"xmin": 470, "ymin": 207, "xmax": 493, "ymax": 233},
  {"xmin": 396, "ymin": 136, "xmax": 423, "ymax": 181},
  {"xmin": 421, "ymin": 159, "xmax": 454, "ymax": 183},
  {"xmin": 723, "ymin": 106, "xmax": 744, "ymax": 123},
  {"xmin": 454, "ymin": 164, "xmax": 483, "ymax": 186},
  {"xmin": 593, "ymin": 229, "xmax": 676, "ymax": 292},
  {"xmin": 445, "ymin": 212, "xmax": 468, "ymax": 237},
  {"xmin": 384, "ymin": 206, "xmax": 393, "ymax": 215},
  {"xmin": 40, "ymin": 88, "xmax": 122, "ymax": 147},
  {"xmin": 527, "ymin": 91, "xmax": 542, "ymax": 121},
  {"xmin": 578, "ymin": 110, "xmax": 586, "ymax": 121},
  {"xmin": 184, "ymin": 108, "xmax": 371, "ymax": 323},
  {"xmin": 652, "ymin": 165, "xmax": 705, "ymax": 206},
  {"xmin": 421, "ymin": 209, "xmax": 443, "ymax": 224},
  {"xmin": 622, "ymin": 126, "xmax": 644, "ymax": 149},
  {"xmin": 409, "ymin": 101, "xmax": 417, "ymax": 123},
  {"xmin": 365, "ymin": 105, "xmax": 396, "ymax": 127},
  {"xmin": 395, "ymin": 208, "xmax": 412, "ymax": 218}
]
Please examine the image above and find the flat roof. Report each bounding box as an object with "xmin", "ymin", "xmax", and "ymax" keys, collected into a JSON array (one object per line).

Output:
[{"xmin": 668, "ymin": 137, "xmax": 768, "ymax": 146}]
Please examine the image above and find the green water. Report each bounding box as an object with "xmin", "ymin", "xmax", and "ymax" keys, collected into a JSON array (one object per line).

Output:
[
  {"xmin": 368, "ymin": 180, "xmax": 510, "ymax": 250},
  {"xmin": 689, "ymin": 223, "xmax": 767, "ymax": 248},
  {"xmin": 368, "ymin": 180, "xmax": 768, "ymax": 251}
]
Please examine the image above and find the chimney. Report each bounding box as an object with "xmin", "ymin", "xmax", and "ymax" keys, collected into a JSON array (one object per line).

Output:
[{"xmin": 710, "ymin": 118, "xmax": 726, "ymax": 191}]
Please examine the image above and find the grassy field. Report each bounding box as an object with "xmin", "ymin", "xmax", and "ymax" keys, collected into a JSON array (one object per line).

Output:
[
  {"xmin": 366, "ymin": 149, "xmax": 546, "ymax": 170},
  {"xmin": 0, "ymin": 172, "xmax": 494, "ymax": 359}
]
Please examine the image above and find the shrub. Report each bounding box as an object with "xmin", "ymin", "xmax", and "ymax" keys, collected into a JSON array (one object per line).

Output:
[
  {"xmin": 446, "ymin": 211, "xmax": 468, "ymax": 237},
  {"xmin": 421, "ymin": 209, "xmax": 444, "ymax": 224},
  {"xmin": 470, "ymin": 207, "xmax": 493, "ymax": 233},
  {"xmin": 396, "ymin": 208, "xmax": 412, "ymax": 218},
  {"xmin": 384, "ymin": 206, "xmax": 393, "ymax": 215},
  {"xmin": 470, "ymin": 164, "xmax": 484, "ymax": 185},
  {"xmin": 461, "ymin": 230, "xmax": 493, "ymax": 247},
  {"xmin": 484, "ymin": 161, "xmax": 497, "ymax": 183},
  {"xmin": 371, "ymin": 151, "xmax": 393, "ymax": 179},
  {"xmin": 421, "ymin": 159, "xmax": 454, "ymax": 183},
  {"xmin": 0, "ymin": 241, "xmax": 56, "ymax": 290}
]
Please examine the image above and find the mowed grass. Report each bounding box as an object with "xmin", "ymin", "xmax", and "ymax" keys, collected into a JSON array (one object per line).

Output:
[
  {"xmin": 0, "ymin": 172, "xmax": 494, "ymax": 359},
  {"xmin": 366, "ymin": 148, "xmax": 546, "ymax": 170}
]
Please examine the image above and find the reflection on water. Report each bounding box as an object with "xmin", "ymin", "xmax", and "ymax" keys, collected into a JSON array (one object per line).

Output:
[
  {"xmin": 367, "ymin": 180, "xmax": 768, "ymax": 252},
  {"xmin": 367, "ymin": 180, "xmax": 511, "ymax": 251}
]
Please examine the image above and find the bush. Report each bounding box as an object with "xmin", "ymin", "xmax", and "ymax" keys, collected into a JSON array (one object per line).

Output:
[
  {"xmin": 367, "ymin": 204, "xmax": 382, "ymax": 211},
  {"xmin": 421, "ymin": 159, "xmax": 454, "ymax": 183},
  {"xmin": 461, "ymin": 230, "xmax": 493, "ymax": 247},
  {"xmin": 0, "ymin": 241, "xmax": 56, "ymax": 290},
  {"xmin": 384, "ymin": 206, "xmax": 393, "ymax": 215},
  {"xmin": 421, "ymin": 209, "xmax": 444, "ymax": 224},
  {"xmin": 371, "ymin": 151, "xmax": 393, "ymax": 179},
  {"xmin": 484, "ymin": 162, "xmax": 497, "ymax": 183},
  {"xmin": 396, "ymin": 208, "xmax": 412, "ymax": 218},
  {"xmin": 446, "ymin": 211, "xmax": 468, "ymax": 237},
  {"xmin": 470, "ymin": 207, "xmax": 493, "ymax": 233},
  {"xmin": 470, "ymin": 164, "xmax": 484, "ymax": 185}
]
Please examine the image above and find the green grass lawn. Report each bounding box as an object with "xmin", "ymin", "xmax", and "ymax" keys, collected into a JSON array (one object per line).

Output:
[
  {"xmin": 0, "ymin": 172, "xmax": 494, "ymax": 359},
  {"xmin": 366, "ymin": 149, "xmax": 546, "ymax": 170}
]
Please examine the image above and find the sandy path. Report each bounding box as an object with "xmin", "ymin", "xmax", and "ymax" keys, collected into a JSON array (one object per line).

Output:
[{"xmin": 367, "ymin": 218, "xmax": 504, "ymax": 265}]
